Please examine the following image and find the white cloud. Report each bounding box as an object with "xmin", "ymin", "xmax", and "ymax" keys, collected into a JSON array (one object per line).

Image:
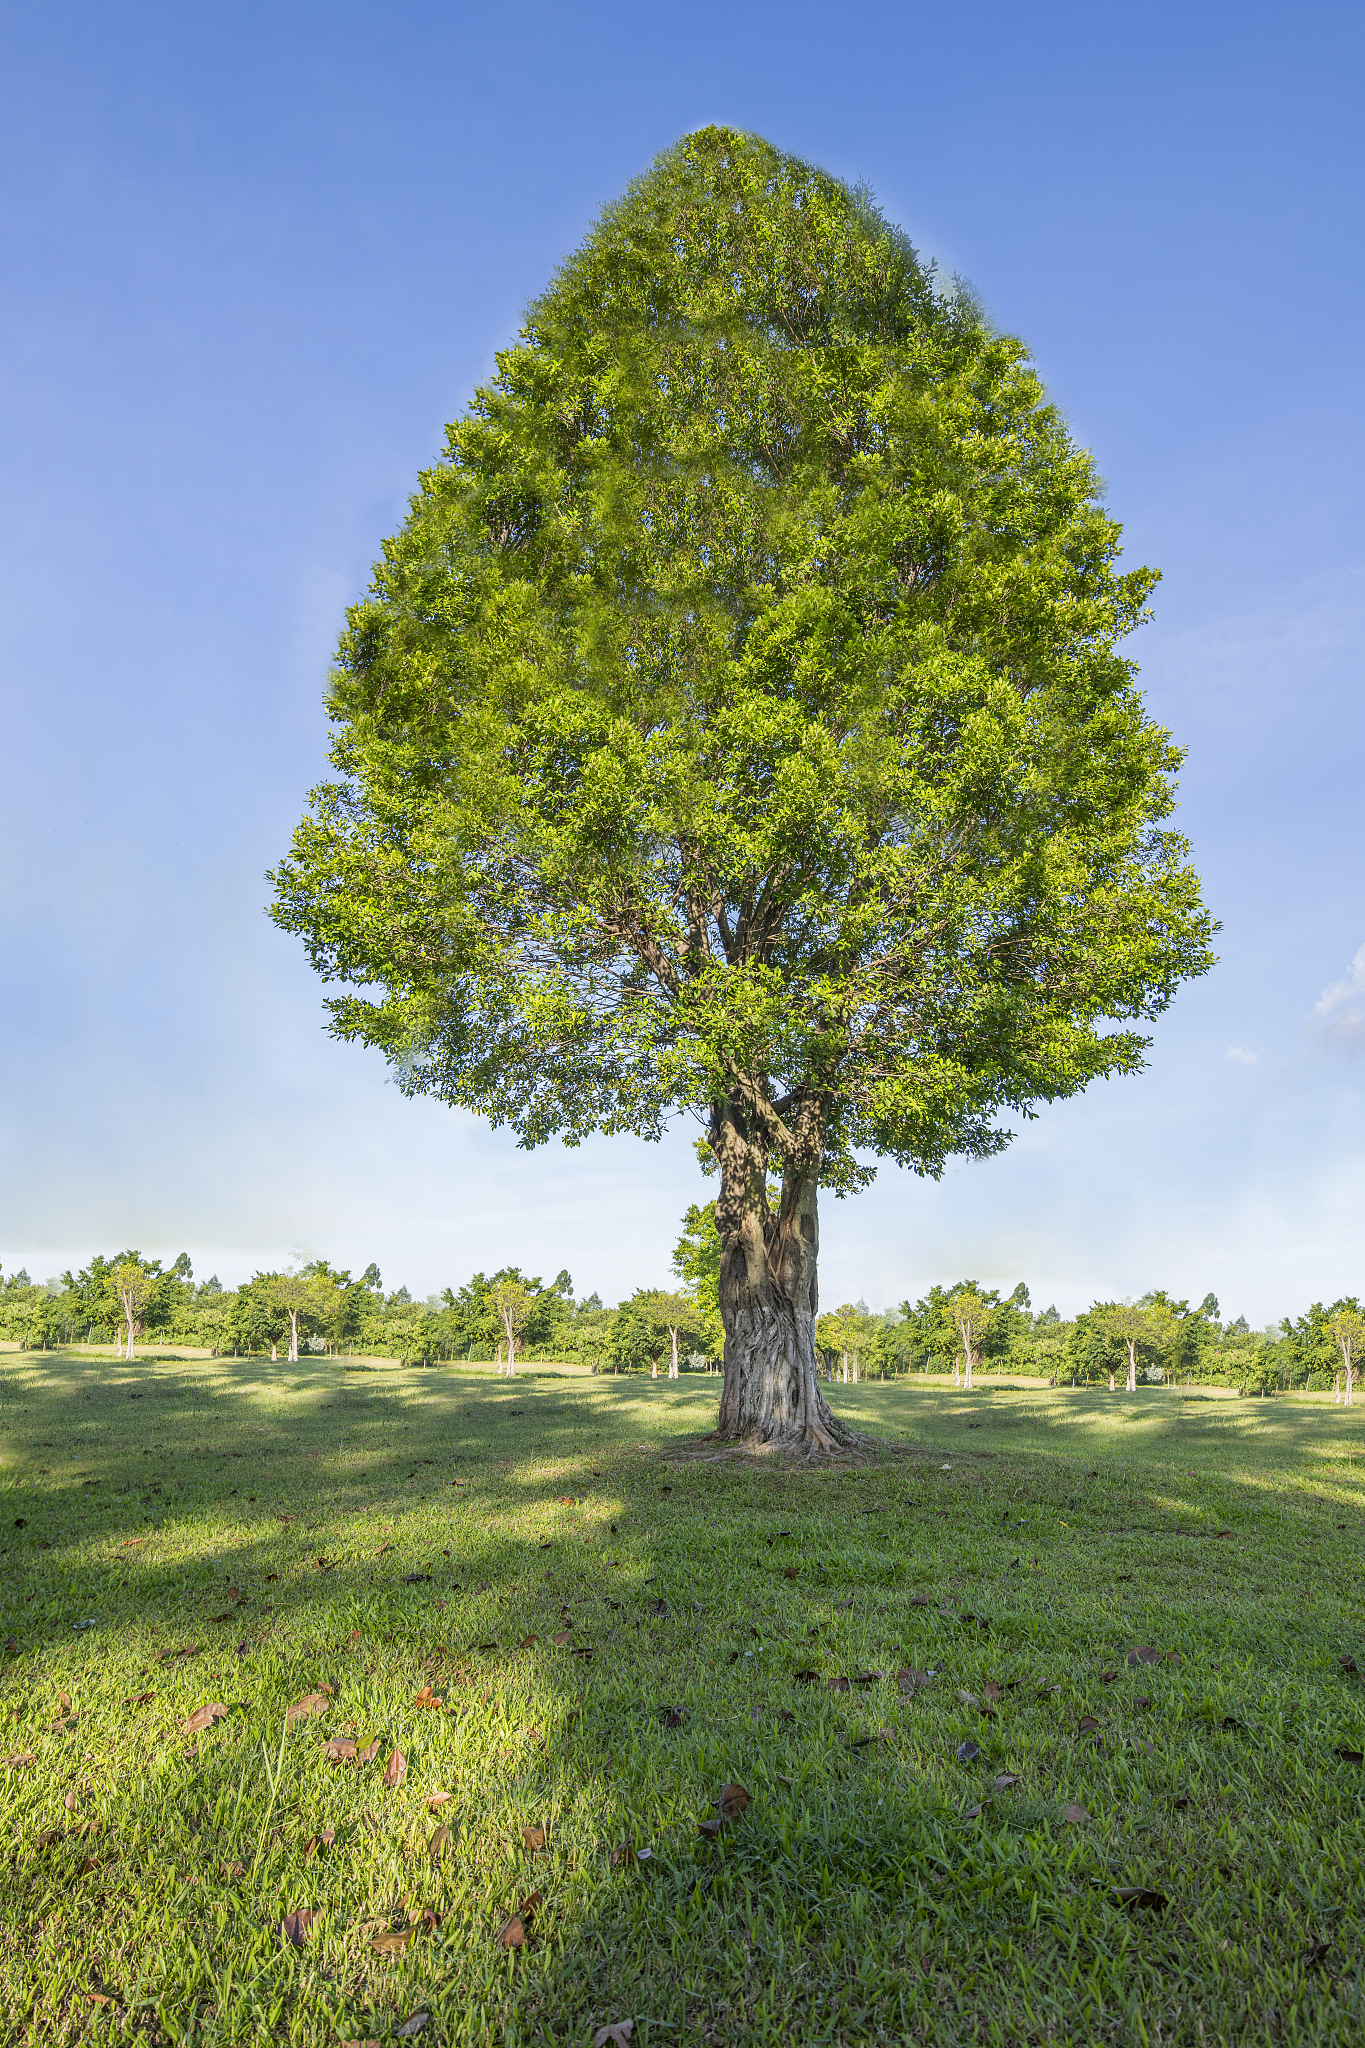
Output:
[
  {"xmin": 1310, "ymin": 942, "xmax": 1365, "ymax": 1048},
  {"xmin": 1226, "ymin": 1046, "xmax": 1260, "ymax": 1066}
]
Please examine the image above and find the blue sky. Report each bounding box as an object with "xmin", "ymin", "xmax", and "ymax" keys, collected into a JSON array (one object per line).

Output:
[{"xmin": 2, "ymin": 0, "xmax": 1362, "ymax": 1321}]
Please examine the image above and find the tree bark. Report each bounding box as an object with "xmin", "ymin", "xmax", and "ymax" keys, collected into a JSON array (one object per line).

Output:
[
  {"xmin": 710, "ymin": 1103, "xmax": 857, "ymax": 1454},
  {"xmin": 1126, "ymin": 1342, "xmax": 1137, "ymax": 1393}
]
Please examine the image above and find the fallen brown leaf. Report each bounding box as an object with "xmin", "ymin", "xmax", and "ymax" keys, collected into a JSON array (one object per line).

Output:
[
  {"xmin": 522, "ymin": 1824, "xmax": 546, "ymax": 1851},
  {"xmin": 1112, "ymin": 1885, "xmax": 1168, "ymax": 1909},
  {"xmin": 1334, "ymin": 1745, "xmax": 1364, "ymax": 1764},
  {"xmin": 718, "ymin": 1782, "xmax": 751, "ymax": 1820},
  {"xmin": 371, "ymin": 1925, "xmax": 415, "ymax": 1956},
  {"xmin": 982, "ymin": 1681, "xmax": 1003, "ymax": 1704},
  {"xmin": 1063, "ymin": 1803, "xmax": 1089, "ymax": 1823},
  {"xmin": 382, "ymin": 1746, "xmax": 407, "ymax": 1788},
  {"xmin": 356, "ymin": 1736, "xmax": 381, "ymax": 1766},
  {"xmin": 826, "ymin": 1675, "xmax": 850, "ymax": 1693},
  {"xmin": 961, "ymin": 1802, "xmax": 983, "ymax": 1819},
  {"xmin": 1099, "ymin": 1670, "xmax": 1118, "ymax": 1685},
  {"xmin": 519, "ymin": 1634, "xmax": 538, "ymax": 1650},
  {"xmin": 412, "ymin": 1684, "xmax": 443, "ymax": 1711},
  {"xmin": 286, "ymin": 1692, "xmax": 330, "ymax": 1729},
  {"xmin": 793, "ymin": 1668, "xmax": 819, "ymax": 1685},
  {"xmin": 222, "ymin": 1859, "xmax": 244, "ymax": 1878},
  {"xmin": 1077, "ymin": 1715, "xmax": 1100, "ymax": 1735},
  {"xmin": 396, "ymin": 2017, "xmax": 429, "ymax": 2039},
  {"xmin": 782, "ymin": 1566, "xmax": 799, "ymax": 1579},
  {"xmin": 324, "ymin": 1737, "xmax": 358, "ymax": 1764},
  {"xmin": 426, "ymin": 1791, "xmax": 453, "ymax": 1812},
  {"xmin": 428, "ymin": 1823, "xmax": 451, "ymax": 1863},
  {"xmin": 57, "ymin": 1690, "xmax": 72, "ymax": 1715},
  {"xmin": 1127, "ymin": 1646, "xmax": 1160, "ymax": 1667},
  {"xmin": 181, "ymin": 1702, "xmax": 229, "ymax": 1737},
  {"xmin": 593, "ymin": 2024, "xmax": 635, "ymax": 2048},
  {"xmin": 697, "ymin": 1817, "xmax": 722, "ymax": 1840},
  {"xmin": 303, "ymin": 1827, "xmax": 335, "ymax": 1861},
  {"xmin": 279, "ymin": 1907, "xmax": 316, "ymax": 1946},
  {"xmin": 123, "ymin": 1690, "xmax": 155, "ymax": 1708},
  {"xmin": 993, "ymin": 1772, "xmax": 1019, "ymax": 1790},
  {"xmin": 552, "ymin": 1629, "xmax": 573, "ymax": 1646},
  {"xmin": 1339, "ymin": 1655, "xmax": 1358, "ymax": 1673},
  {"xmin": 897, "ymin": 1667, "xmax": 931, "ymax": 1695},
  {"xmin": 660, "ymin": 1706, "xmax": 686, "ymax": 1728}
]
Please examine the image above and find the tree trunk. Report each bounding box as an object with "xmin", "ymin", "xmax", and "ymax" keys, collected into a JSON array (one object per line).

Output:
[
  {"xmin": 288, "ymin": 1310, "xmax": 299, "ymax": 1363},
  {"xmin": 1109, "ymin": 1370, "xmax": 1115, "ymax": 1392},
  {"xmin": 710, "ymin": 1109, "xmax": 857, "ymax": 1453},
  {"xmin": 1126, "ymin": 1342, "xmax": 1137, "ymax": 1393},
  {"xmin": 270, "ymin": 1340, "xmax": 278, "ymax": 1361},
  {"xmin": 669, "ymin": 1328, "xmax": 679, "ymax": 1378},
  {"xmin": 953, "ymin": 1358, "xmax": 961, "ymax": 1387},
  {"xmin": 963, "ymin": 1350, "xmax": 974, "ymax": 1391}
]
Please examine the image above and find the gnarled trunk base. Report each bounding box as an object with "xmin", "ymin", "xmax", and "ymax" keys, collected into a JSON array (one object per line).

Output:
[{"xmin": 715, "ymin": 1296, "xmax": 858, "ymax": 1453}]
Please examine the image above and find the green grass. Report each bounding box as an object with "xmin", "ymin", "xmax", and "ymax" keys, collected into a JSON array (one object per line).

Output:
[{"xmin": 2, "ymin": 1356, "xmax": 1363, "ymax": 2047}]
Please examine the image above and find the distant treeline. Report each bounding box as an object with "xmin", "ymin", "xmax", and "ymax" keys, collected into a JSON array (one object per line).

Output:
[{"xmin": 1, "ymin": 1220, "xmax": 1360, "ymax": 1395}]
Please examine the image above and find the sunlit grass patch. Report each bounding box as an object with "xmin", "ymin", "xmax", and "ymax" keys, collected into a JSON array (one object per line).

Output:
[{"xmin": 2, "ymin": 1358, "xmax": 1363, "ymax": 2044}]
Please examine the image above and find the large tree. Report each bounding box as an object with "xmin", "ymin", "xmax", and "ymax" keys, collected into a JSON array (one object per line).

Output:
[{"xmin": 270, "ymin": 127, "xmax": 1215, "ymax": 1453}]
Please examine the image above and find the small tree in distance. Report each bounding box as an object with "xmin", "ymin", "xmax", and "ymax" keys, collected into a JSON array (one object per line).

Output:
[
  {"xmin": 270, "ymin": 127, "xmax": 1216, "ymax": 1452},
  {"xmin": 1327, "ymin": 1307, "xmax": 1363, "ymax": 1407},
  {"xmin": 491, "ymin": 1277, "xmax": 531, "ymax": 1376},
  {"xmin": 1097, "ymin": 1302, "xmax": 1176, "ymax": 1392}
]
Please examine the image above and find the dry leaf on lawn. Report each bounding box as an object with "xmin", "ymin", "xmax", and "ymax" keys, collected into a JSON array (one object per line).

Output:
[
  {"xmin": 523, "ymin": 1824, "xmax": 546, "ymax": 1851},
  {"xmin": 396, "ymin": 2017, "xmax": 429, "ymax": 2039},
  {"xmin": 1338, "ymin": 1654, "xmax": 1357, "ymax": 1673},
  {"xmin": 1112, "ymin": 1885, "xmax": 1168, "ymax": 1909},
  {"xmin": 993, "ymin": 1772, "xmax": 1019, "ymax": 1790},
  {"xmin": 356, "ymin": 1737, "xmax": 381, "ymax": 1766},
  {"xmin": 383, "ymin": 1746, "xmax": 407, "ymax": 1789},
  {"xmin": 782, "ymin": 1566, "xmax": 799, "ymax": 1579},
  {"xmin": 552, "ymin": 1629, "xmax": 573, "ymax": 1647},
  {"xmin": 982, "ymin": 1681, "xmax": 1003, "ymax": 1703},
  {"xmin": 1077, "ymin": 1715, "xmax": 1100, "ymax": 1735},
  {"xmin": 717, "ymin": 1783, "xmax": 751, "ymax": 1820},
  {"xmin": 412, "ymin": 1684, "xmax": 443, "ymax": 1711},
  {"xmin": 1063, "ymin": 1803, "xmax": 1089, "ymax": 1823},
  {"xmin": 279, "ymin": 1908, "xmax": 316, "ymax": 1946},
  {"xmin": 594, "ymin": 2024, "xmax": 636, "ymax": 2046},
  {"xmin": 428, "ymin": 1824, "xmax": 451, "ymax": 1863},
  {"xmin": 371, "ymin": 1925, "xmax": 415, "ymax": 1956},
  {"xmin": 325, "ymin": 1737, "xmax": 358, "ymax": 1763},
  {"xmin": 182, "ymin": 1702, "xmax": 229, "ymax": 1737},
  {"xmin": 955, "ymin": 1741, "xmax": 981, "ymax": 1763},
  {"xmin": 286, "ymin": 1692, "xmax": 329, "ymax": 1729},
  {"xmin": 826, "ymin": 1675, "xmax": 850, "ymax": 1693},
  {"xmin": 1334, "ymin": 1746, "xmax": 1364, "ymax": 1764},
  {"xmin": 1127, "ymin": 1646, "xmax": 1160, "ymax": 1667},
  {"xmin": 426, "ymin": 1791, "xmax": 453, "ymax": 1812},
  {"xmin": 519, "ymin": 1634, "xmax": 538, "ymax": 1650}
]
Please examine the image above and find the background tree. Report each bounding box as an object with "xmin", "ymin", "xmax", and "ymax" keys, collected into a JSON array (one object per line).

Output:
[
  {"xmin": 1327, "ymin": 1304, "xmax": 1364, "ymax": 1407},
  {"xmin": 108, "ymin": 1256, "xmax": 162, "ymax": 1360},
  {"xmin": 491, "ymin": 1276, "xmax": 531, "ymax": 1375},
  {"xmin": 1082, "ymin": 1300, "xmax": 1177, "ymax": 1392},
  {"xmin": 269, "ymin": 128, "xmax": 1216, "ymax": 1452},
  {"xmin": 671, "ymin": 1200, "xmax": 725, "ymax": 1363}
]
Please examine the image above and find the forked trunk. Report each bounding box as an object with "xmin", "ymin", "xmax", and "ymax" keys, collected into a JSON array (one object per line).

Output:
[{"xmin": 711, "ymin": 1111, "xmax": 857, "ymax": 1454}]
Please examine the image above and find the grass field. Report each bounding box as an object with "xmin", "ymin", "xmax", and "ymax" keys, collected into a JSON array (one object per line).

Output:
[{"xmin": 2, "ymin": 1355, "xmax": 1363, "ymax": 2047}]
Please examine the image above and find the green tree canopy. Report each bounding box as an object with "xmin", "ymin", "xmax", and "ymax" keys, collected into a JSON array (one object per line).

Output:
[{"xmin": 270, "ymin": 126, "xmax": 1215, "ymax": 1450}]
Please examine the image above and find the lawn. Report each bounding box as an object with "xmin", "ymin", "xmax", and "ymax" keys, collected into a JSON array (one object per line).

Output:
[{"xmin": 2, "ymin": 1356, "xmax": 1363, "ymax": 2047}]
